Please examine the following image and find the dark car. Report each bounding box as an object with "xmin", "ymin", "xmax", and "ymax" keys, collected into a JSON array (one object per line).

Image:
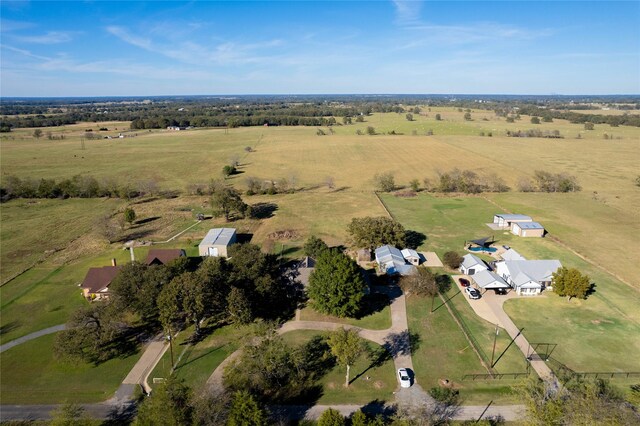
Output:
[
  {"xmin": 494, "ymin": 288, "xmax": 508, "ymax": 295},
  {"xmin": 458, "ymin": 278, "xmax": 470, "ymax": 287}
]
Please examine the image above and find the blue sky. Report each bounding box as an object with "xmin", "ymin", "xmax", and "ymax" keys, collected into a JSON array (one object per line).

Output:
[{"xmin": 1, "ymin": 1, "xmax": 638, "ymax": 96}]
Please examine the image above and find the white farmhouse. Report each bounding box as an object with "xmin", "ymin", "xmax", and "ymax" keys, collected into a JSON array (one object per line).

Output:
[{"xmin": 496, "ymin": 260, "xmax": 562, "ymax": 295}]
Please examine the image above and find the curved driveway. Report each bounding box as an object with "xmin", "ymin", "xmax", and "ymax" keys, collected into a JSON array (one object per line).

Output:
[{"xmin": 0, "ymin": 324, "xmax": 66, "ymax": 354}]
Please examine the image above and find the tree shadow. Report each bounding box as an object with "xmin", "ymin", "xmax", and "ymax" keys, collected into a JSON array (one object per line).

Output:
[
  {"xmin": 102, "ymin": 403, "xmax": 137, "ymax": 425},
  {"xmin": 134, "ymin": 216, "xmax": 160, "ymax": 226},
  {"xmin": 351, "ymin": 345, "xmax": 393, "ymax": 383},
  {"xmin": 355, "ymin": 293, "xmax": 389, "ymax": 319},
  {"xmin": 250, "ymin": 202, "xmax": 278, "ymax": 219},
  {"xmin": 360, "ymin": 399, "xmax": 396, "ymax": 419},
  {"xmin": 236, "ymin": 233, "xmax": 253, "ymax": 244},
  {"xmin": 0, "ymin": 320, "xmax": 20, "ymax": 336},
  {"xmin": 404, "ymin": 230, "xmax": 427, "ymax": 249},
  {"xmin": 585, "ymin": 283, "xmax": 597, "ymax": 299},
  {"xmin": 383, "ymin": 330, "xmax": 421, "ymax": 358},
  {"xmin": 331, "ymin": 186, "xmax": 351, "ymax": 192}
]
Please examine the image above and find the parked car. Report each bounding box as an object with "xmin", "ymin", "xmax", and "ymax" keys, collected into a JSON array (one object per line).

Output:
[
  {"xmin": 458, "ymin": 278, "xmax": 470, "ymax": 287},
  {"xmin": 465, "ymin": 287, "xmax": 481, "ymax": 300},
  {"xmin": 494, "ymin": 288, "xmax": 508, "ymax": 295},
  {"xmin": 397, "ymin": 368, "xmax": 411, "ymax": 388}
]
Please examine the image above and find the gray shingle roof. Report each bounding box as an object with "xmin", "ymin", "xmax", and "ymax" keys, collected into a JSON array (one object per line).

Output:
[{"xmin": 461, "ymin": 253, "xmax": 486, "ymax": 269}]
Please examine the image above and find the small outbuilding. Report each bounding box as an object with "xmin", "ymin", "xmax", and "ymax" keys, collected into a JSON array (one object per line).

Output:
[
  {"xmin": 511, "ymin": 222, "xmax": 545, "ymax": 238},
  {"xmin": 375, "ymin": 245, "xmax": 416, "ymax": 276},
  {"xmin": 460, "ymin": 253, "xmax": 490, "ymax": 276},
  {"xmin": 401, "ymin": 248, "xmax": 421, "ymax": 266},
  {"xmin": 198, "ymin": 228, "xmax": 237, "ymax": 257},
  {"xmin": 493, "ymin": 214, "xmax": 533, "ymax": 228},
  {"xmin": 145, "ymin": 248, "xmax": 186, "ymax": 266}
]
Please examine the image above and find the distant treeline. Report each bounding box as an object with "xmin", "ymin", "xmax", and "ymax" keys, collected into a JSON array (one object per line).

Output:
[
  {"xmin": 0, "ymin": 101, "xmax": 405, "ymax": 131},
  {"xmin": 0, "ymin": 175, "xmax": 161, "ymax": 201},
  {"xmin": 499, "ymin": 105, "xmax": 640, "ymax": 127},
  {"xmin": 3, "ymin": 95, "xmax": 639, "ymax": 131},
  {"xmin": 419, "ymin": 168, "xmax": 580, "ymax": 194}
]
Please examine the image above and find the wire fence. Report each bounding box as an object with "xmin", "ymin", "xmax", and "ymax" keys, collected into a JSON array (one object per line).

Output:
[
  {"xmin": 462, "ymin": 372, "xmax": 530, "ymax": 381},
  {"xmin": 441, "ymin": 292, "xmax": 494, "ymax": 374},
  {"xmin": 546, "ymin": 356, "xmax": 640, "ymax": 380}
]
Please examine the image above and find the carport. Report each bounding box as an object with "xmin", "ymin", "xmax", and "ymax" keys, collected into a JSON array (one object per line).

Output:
[{"xmin": 472, "ymin": 270, "xmax": 511, "ymax": 291}]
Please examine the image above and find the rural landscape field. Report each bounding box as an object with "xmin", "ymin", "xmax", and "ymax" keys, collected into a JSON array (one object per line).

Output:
[{"xmin": 1, "ymin": 0, "xmax": 639, "ymax": 424}]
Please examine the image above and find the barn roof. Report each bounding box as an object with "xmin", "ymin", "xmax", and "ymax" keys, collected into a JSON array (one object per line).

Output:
[
  {"xmin": 514, "ymin": 222, "xmax": 544, "ymax": 230},
  {"xmin": 495, "ymin": 214, "xmax": 532, "ymax": 221},
  {"xmin": 199, "ymin": 228, "xmax": 236, "ymax": 247}
]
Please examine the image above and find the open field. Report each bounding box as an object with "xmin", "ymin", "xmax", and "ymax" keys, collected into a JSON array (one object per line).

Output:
[
  {"xmin": 0, "ymin": 333, "xmax": 140, "ymax": 404},
  {"xmin": 1, "ymin": 111, "xmax": 638, "ymax": 405},
  {"xmin": 279, "ymin": 330, "xmax": 397, "ymax": 405},
  {"xmin": 383, "ymin": 194, "xmax": 640, "ymax": 376},
  {"xmin": 2, "ymin": 110, "xmax": 638, "ymax": 194}
]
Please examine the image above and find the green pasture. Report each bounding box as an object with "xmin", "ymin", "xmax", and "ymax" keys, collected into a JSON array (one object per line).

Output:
[
  {"xmin": 0, "ymin": 333, "xmax": 140, "ymax": 404},
  {"xmin": 383, "ymin": 193, "xmax": 640, "ymax": 374}
]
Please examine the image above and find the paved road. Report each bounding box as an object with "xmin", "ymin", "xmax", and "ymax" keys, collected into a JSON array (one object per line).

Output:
[{"xmin": 0, "ymin": 324, "xmax": 66, "ymax": 354}]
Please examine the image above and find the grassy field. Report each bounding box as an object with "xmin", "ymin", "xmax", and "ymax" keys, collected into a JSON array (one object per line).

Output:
[
  {"xmin": 279, "ymin": 330, "xmax": 397, "ymax": 405},
  {"xmin": 1, "ymin": 110, "xmax": 638, "ymax": 405},
  {"xmin": 0, "ymin": 333, "xmax": 140, "ymax": 404},
  {"xmin": 406, "ymin": 295, "xmax": 524, "ymax": 405},
  {"xmin": 298, "ymin": 300, "xmax": 392, "ymax": 331},
  {"xmin": 383, "ymin": 193, "xmax": 640, "ymax": 375}
]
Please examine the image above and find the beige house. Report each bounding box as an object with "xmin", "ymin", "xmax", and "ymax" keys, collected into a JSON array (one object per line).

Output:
[{"xmin": 511, "ymin": 222, "xmax": 545, "ymax": 237}]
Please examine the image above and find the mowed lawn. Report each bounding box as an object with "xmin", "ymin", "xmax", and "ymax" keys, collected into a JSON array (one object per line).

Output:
[
  {"xmin": 149, "ymin": 325, "xmax": 243, "ymax": 392},
  {"xmin": 384, "ymin": 193, "xmax": 640, "ymax": 374},
  {"xmin": 280, "ymin": 330, "xmax": 397, "ymax": 405},
  {"xmin": 406, "ymin": 295, "xmax": 524, "ymax": 405},
  {"xmin": 0, "ymin": 333, "xmax": 140, "ymax": 404}
]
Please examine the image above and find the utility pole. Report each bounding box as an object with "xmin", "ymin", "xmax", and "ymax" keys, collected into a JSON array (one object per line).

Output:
[
  {"xmin": 168, "ymin": 330, "xmax": 175, "ymax": 371},
  {"xmin": 490, "ymin": 324, "xmax": 499, "ymax": 368}
]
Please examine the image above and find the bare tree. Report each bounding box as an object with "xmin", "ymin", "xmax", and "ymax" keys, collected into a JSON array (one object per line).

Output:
[{"xmin": 324, "ymin": 176, "xmax": 335, "ymax": 189}]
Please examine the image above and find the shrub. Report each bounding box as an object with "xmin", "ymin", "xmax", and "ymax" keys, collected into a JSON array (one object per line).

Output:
[{"xmin": 443, "ymin": 251, "xmax": 463, "ymax": 269}]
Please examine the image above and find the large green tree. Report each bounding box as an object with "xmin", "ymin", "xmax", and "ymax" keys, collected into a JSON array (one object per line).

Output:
[
  {"xmin": 552, "ymin": 267, "xmax": 592, "ymax": 301},
  {"xmin": 211, "ymin": 186, "xmax": 249, "ymax": 221},
  {"xmin": 134, "ymin": 377, "xmax": 193, "ymax": 426},
  {"xmin": 347, "ymin": 216, "xmax": 406, "ymax": 251},
  {"xmin": 308, "ymin": 249, "xmax": 366, "ymax": 318},
  {"xmin": 317, "ymin": 408, "xmax": 346, "ymax": 426},
  {"xmin": 373, "ymin": 172, "xmax": 395, "ymax": 192},
  {"xmin": 327, "ymin": 327, "xmax": 365, "ymax": 387},
  {"xmin": 303, "ymin": 235, "xmax": 329, "ymax": 258},
  {"xmin": 227, "ymin": 390, "xmax": 268, "ymax": 426}
]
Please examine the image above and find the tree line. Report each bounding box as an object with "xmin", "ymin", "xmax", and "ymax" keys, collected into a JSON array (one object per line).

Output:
[{"xmin": 374, "ymin": 169, "xmax": 580, "ymax": 195}]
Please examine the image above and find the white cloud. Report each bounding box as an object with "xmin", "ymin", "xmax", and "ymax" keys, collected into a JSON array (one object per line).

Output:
[
  {"xmin": 392, "ymin": 0, "xmax": 423, "ymax": 25},
  {"xmin": 14, "ymin": 31, "xmax": 75, "ymax": 44},
  {"xmin": 105, "ymin": 25, "xmax": 283, "ymax": 66}
]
